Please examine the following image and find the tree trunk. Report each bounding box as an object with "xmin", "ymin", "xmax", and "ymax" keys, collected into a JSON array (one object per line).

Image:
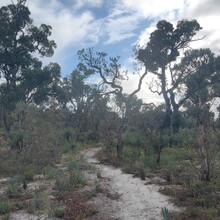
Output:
[
  {"xmin": 2, "ymin": 107, "xmax": 10, "ymax": 133},
  {"xmin": 170, "ymin": 91, "xmax": 181, "ymax": 134},
  {"xmin": 117, "ymin": 132, "xmax": 123, "ymax": 158},
  {"xmin": 161, "ymin": 67, "xmax": 172, "ymax": 129},
  {"xmin": 198, "ymin": 125, "xmax": 211, "ymax": 181}
]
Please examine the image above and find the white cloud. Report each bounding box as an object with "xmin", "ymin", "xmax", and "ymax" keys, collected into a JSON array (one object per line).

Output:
[
  {"xmin": 0, "ymin": 0, "xmax": 10, "ymax": 7},
  {"xmin": 28, "ymin": 1, "xmax": 95, "ymax": 49},
  {"xmin": 105, "ymin": 14, "xmax": 139, "ymax": 44},
  {"xmin": 120, "ymin": 0, "xmax": 185, "ymax": 19},
  {"xmin": 74, "ymin": 0, "xmax": 103, "ymax": 9},
  {"xmin": 121, "ymin": 71, "xmax": 163, "ymax": 104},
  {"xmin": 135, "ymin": 0, "xmax": 220, "ymax": 52},
  {"xmin": 104, "ymin": 0, "xmax": 185, "ymax": 45}
]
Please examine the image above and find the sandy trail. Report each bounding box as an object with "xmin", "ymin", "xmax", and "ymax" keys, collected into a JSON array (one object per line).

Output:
[{"xmin": 83, "ymin": 147, "xmax": 181, "ymax": 220}]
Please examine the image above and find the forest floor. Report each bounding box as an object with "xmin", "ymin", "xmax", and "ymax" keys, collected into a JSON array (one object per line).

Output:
[{"xmin": 82, "ymin": 147, "xmax": 182, "ymax": 220}]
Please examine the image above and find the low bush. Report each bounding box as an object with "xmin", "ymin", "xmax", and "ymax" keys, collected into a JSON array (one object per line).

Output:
[
  {"xmin": 0, "ymin": 200, "xmax": 11, "ymax": 215},
  {"xmin": 66, "ymin": 160, "xmax": 78, "ymax": 171},
  {"xmin": 6, "ymin": 181, "xmax": 22, "ymax": 198},
  {"xmin": 54, "ymin": 173, "xmax": 71, "ymax": 192},
  {"xmin": 43, "ymin": 165, "xmax": 59, "ymax": 179},
  {"xmin": 27, "ymin": 191, "xmax": 50, "ymax": 214},
  {"xmin": 52, "ymin": 207, "xmax": 65, "ymax": 218},
  {"xmin": 24, "ymin": 169, "xmax": 35, "ymax": 181},
  {"xmin": 69, "ymin": 170, "xmax": 87, "ymax": 187},
  {"xmin": 143, "ymin": 154, "xmax": 157, "ymax": 171}
]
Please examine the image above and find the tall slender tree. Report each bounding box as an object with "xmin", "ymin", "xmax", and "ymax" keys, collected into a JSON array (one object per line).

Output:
[
  {"xmin": 0, "ymin": 0, "xmax": 59, "ymax": 131},
  {"xmin": 137, "ymin": 19, "xmax": 201, "ymax": 132}
]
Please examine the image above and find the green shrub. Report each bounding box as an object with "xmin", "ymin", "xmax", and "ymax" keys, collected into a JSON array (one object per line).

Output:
[
  {"xmin": 66, "ymin": 161, "xmax": 78, "ymax": 171},
  {"xmin": 52, "ymin": 207, "xmax": 65, "ymax": 218},
  {"xmin": 6, "ymin": 181, "xmax": 22, "ymax": 198},
  {"xmin": 43, "ymin": 165, "xmax": 59, "ymax": 179},
  {"xmin": 54, "ymin": 174, "xmax": 71, "ymax": 191},
  {"xmin": 27, "ymin": 191, "xmax": 49, "ymax": 214},
  {"xmin": 123, "ymin": 146, "xmax": 141, "ymax": 161},
  {"xmin": 122, "ymin": 162, "xmax": 136, "ymax": 174},
  {"xmin": 143, "ymin": 155, "xmax": 157, "ymax": 171},
  {"xmin": 0, "ymin": 201, "xmax": 11, "ymax": 215},
  {"xmin": 33, "ymin": 192, "xmax": 47, "ymax": 211},
  {"xmin": 69, "ymin": 170, "xmax": 87, "ymax": 187},
  {"xmin": 24, "ymin": 169, "xmax": 35, "ymax": 181},
  {"xmin": 206, "ymin": 208, "xmax": 219, "ymax": 219},
  {"xmin": 185, "ymin": 207, "xmax": 199, "ymax": 218},
  {"xmin": 96, "ymin": 169, "xmax": 102, "ymax": 179},
  {"xmin": 9, "ymin": 131, "xmax": 23, "ymax": 149},
  {"xmin": 86, "ymin": 207, "xmax": 97, "ymax": 217},
  {"xmin": 161, "ymin": 207, "xmax": 171, "ymax": 220}
]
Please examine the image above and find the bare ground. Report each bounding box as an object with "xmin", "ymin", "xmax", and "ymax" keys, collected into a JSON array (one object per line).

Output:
[{"xmin": 83, "ymin": 148, "xmax": 182, "ymax": 220}]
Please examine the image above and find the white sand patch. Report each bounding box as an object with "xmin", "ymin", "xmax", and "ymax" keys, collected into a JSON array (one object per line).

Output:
[{"xmin": 83, "ymin": 148, "xmax": 182, "ymax": 220}]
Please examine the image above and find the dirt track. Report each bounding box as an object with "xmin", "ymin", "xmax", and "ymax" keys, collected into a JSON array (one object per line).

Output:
[{"xmin": 83, "ymin": 148, "xmax": 181, "ymax": 220}]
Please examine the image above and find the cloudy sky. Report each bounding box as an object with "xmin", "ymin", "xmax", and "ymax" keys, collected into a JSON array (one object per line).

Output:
[{"xmin": 1, "ymin": 0, "xmax": 220, "ymax": 104}]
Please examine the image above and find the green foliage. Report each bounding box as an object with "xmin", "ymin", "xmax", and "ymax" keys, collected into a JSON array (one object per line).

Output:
[
  {"xmin": 0, "ymin": 0, "xmax": 59, "ymax": 110},
  {"xmin": 43, "ymin": 165, "xmax": 59, "ymax": 179},
  {"xmin": 6, "ymin": 181, "xmax": 22, "ymax": 198},
  {"xmin": 161, "ymin": 207, "xmax": 171, "ymax": 220},
  {"xmin": 124, "ymin": 128, "xmax": 144, "ymax": 147},
  {"xmin": 143, "ymin": 154, "xmax": 157, "ymax": 171},
  {"xmin": 66, "ymin": 161, "xmax": 78, "ymax": 171},
  {"xmin": 69, "ymin": 170, "xmax": 87, "ymax": 187},
  {"xmin": 185, "ymin": 207, "xmax": 201, "ymax": 218},
  {"xmin": 138, "ymin": 19, "xmax": 201, "ymax": 69},
  {"xmin": 54, "ymin": 173, "xmax": 71, "ymax": 192},
  {"xmin": 52, "ymin": 207, "xmax": 65, "ymax": 218},
  {"xmin": 0, "ymin": 201, "xmax": 11, "ymax": 215},
  {"xmin": 8, "ymin": 131, "xmax": 23, "ymax": 149},
  {"xmin": 24, "ymin": 169, "xmax": 35, "ymax": 181},
  {"xmin": 123, "ymin": 146, "xmax": 141, "ymax": 161},
  {"xmin": 33, "ymin": 191, "xmax": 48, "ymax": 211},
  {"xmin": 27, "ymin": 190, "xmax": 50, "ymax": 214},
  {"xmin": 96, "ymin": 169, "xmax": 102, "ymax": 179}
]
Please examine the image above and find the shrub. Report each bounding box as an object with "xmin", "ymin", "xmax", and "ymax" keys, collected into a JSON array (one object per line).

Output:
[
  {"xmin": 66, "ymin": 161, "xmax": 78, "ymax": 171},
  {"xmin": 96, "ymin": 169, "xmax": 102, "ymax": 179},
  {"xmin": 54, "ymin": 174, "xmax": 71, "ymax": 192},
  {"xmin": 24, "ymin": 169, "xmax": 35, "ymax": 181},
  {"xmin": 52, "ymin": 207, "xmax": 65, "ymax": 218},
  {"xmin": 43, "ymin": 165, "xmax": 59, "ymax": 179},
  {"xmin": 69, "ymin": 170, "xmax": 87, "ymax": 187},
  {"xmin": 6, "ymin": 181, "xmax": 22, "ymax": 198},
  {"xmin": 185, "ymin": 207, "xmax": 199, "ymax": 218},
  {"xmin": 0, "ymin": 201, "xmax": 11, "ymax": 215},
  {"xmin": 27, "ymin": 191, "xmax": 49, "ymax": 214},
  {"xmin": 161, "ymin": 207, "xmax": 171, "ymax": 220},
  {"xmin": 143, "ymin": 155, "xmax": 157, "ymax": 171}
]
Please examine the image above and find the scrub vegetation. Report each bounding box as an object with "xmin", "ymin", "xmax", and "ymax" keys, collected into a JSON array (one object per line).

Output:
[{"xmin": 0, "ymin": 1, "xmax": 220, "ymax": 219}]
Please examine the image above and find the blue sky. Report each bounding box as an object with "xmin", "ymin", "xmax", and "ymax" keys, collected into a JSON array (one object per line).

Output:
[{"xmin": 1, "ymin": 0, "xmax": 220, "ymax": 105}]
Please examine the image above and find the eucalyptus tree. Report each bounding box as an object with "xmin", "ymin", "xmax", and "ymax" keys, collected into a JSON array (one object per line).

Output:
[
  {"xmin": 77, "ymin": 48, "xmax": 147, "ymax": 158},
  {"xmin": 0, "ymin": 0, "xmax": 59, "ymax": 131},
  {"xmin": 176, "ymin": 48, "xmax": 220, "ymax": 126},
  {"xmin": 137, "ymin": 19, "xmax": 201, "ymax": 132},
  {"xmin": 177, "ymin": 49, "xmax": 220, "ymax": 181}
]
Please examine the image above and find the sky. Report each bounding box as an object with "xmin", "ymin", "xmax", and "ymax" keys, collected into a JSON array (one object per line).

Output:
[{"xmin": 1, "ymin": 0, "xmax": 220, "ymax": 107}]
